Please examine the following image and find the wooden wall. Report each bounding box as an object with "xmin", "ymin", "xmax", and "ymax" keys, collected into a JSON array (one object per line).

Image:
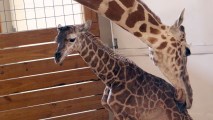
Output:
[{"xmin": 0, "ymin": 9, "xmax": 108, "ymax": 120}]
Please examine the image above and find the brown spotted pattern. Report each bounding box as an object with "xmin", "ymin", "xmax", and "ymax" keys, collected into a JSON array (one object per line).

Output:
[
  {"xmin": 55, "ymin": 28, "xmax": 192, "ymax": 119},
  {"xmin": 120, "ymin": 0, "xmax": 135, "ymax": 8},
  {"xmin": 105, "ymin": 1, "xmax": 125, "ymax": 21},
  {"xmin": 126, "ymin": 5, "xmax": 145, "ymax": 28},
  {"xmin": 74, "ymin": 0, "xmax": 193, "ymax": 112},
  {"xmin": 76, "ymin": 0, "xmax": 102, "ymax": 10}
]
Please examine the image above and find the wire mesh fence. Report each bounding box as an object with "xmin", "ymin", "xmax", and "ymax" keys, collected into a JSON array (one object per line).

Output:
[{"xmin": 0, "ymin": 0, "xmax": 84, "ymax": 33}]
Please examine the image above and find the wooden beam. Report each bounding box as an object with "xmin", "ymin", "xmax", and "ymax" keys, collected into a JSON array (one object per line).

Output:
[
  {"xmin": 0, "ymin": 81, "xmax": 104, "ymax": 111},
  {"xmin": 0, "ymin": 43, "xmax": 57, "ymax": 65},
  {"xmin": 0, "ymin": 95, "xmax": 103, "ymax": 120},
  {"xmin": 0, "ymin": 23, "xmax": 100, "ymax": 49},
  {"xmin": 0, "ymin": 68, "xmax": 97, "ymax": 95},
  {"xmin": 0, "ymin": 55, "xmax": 88, "ymax": 80},
  {"xmin": 51, "ymin": 109, "xmax": 109, "ymax": 120}
]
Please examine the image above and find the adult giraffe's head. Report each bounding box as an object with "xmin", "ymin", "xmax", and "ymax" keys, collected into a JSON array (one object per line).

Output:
[
  {"xmin": 149, "ymin": 10, "xmax": 192, "ymax": 108},
  {"xmin": 54, "ymin": 21, "xmax": 92, "ymax": 64}
]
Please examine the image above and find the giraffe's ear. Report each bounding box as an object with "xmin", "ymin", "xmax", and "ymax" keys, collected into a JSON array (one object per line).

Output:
[
  {"xmin": 79, "ymin": 20, "xmax": 92, "ymax": 32},
  {"xmin": 57, "ymin": 24, "xmax": 62, "ymax": 31},
  {"xmin": 173, "ymin": 9, "xmax": 185, "ymax": 28}
]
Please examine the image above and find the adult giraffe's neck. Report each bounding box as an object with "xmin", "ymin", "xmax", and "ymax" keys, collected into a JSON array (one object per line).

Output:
[
  {"xmin": 75, "ymin": 0, "xmax": 167, "ymax": 48},
  {"xmin": 77, "ymin": 32, "xmax": 134, "ymax": 87}
]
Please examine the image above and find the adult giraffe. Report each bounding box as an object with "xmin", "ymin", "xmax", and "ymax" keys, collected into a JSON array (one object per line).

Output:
[{"xmin": 74, "ymin": 0, "xmax": 192, "ymax": 108}]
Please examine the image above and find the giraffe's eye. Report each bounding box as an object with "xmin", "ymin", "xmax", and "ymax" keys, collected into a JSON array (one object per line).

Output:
[
  {"xmin": 180, "ymin": 25, "xmax": 185, "ymax": 32},
  {"xmin": 69, "ymin": 38, "xmax": 76, "ymax": 42},
  {"xmin": 185, "ymin": 47, "xmax": 191, "ymax": 56}
]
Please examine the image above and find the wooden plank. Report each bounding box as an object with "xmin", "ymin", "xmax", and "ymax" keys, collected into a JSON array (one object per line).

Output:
[
  {"xmin": 84, "ymin": 7, "xmax": 100, "ymax": 36},
  {"xmin": 0, "ymin": 68, "xmax": 98, "ymax": 95},
  {"xmin": 90, "ymin": 22, "xmax": 100, "ymax": 37},
  {"xmin": 0, "ymin": 16, "xmax": 2, "ymax": 33},
  {"xmin": 0, "ymin": 25, "xmax": 99, "ymax": 49},
  {"xmin": 0, "ymin": 81, "xmax": 104, "ymax": 111},
  {"xmin": 50, "ymin": 109, "xmax": 109, "ymax": 120},
  {"xmin": 84, "ymin": 7, "xmax": 98, "ymax": 22},
  {"xmin": 0, "ymin": 28, "xmax": 57, "ymax": 49},
  {"xmin": 0, "ymin": 95, "xmax": 103, "ymax": 120},
  {"xmin": 0, "ymin": 55, "xmax": 88, "ymax": 80},
  {"xmin": 0, "ymin": 43, "xmax": 57, "ymax": 65}
]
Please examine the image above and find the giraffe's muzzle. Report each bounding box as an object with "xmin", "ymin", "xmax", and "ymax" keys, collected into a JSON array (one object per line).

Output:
[{"xmin": 54, "ymin": 52, "xmax": 62, "ymax": 64}]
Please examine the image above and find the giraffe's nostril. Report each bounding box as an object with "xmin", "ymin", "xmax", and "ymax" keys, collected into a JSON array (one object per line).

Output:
[{"xmin": 55, "ymin": 52, "xmax": 62, "ymax": 63}]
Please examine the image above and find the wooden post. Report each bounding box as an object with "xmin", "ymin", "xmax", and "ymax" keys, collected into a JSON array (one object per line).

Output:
[
  {"xmin": 83, "ymin": 7, "xmax": 100, "ymax": 37},
  {"xmin": 0, "ymin": 16, "xmax": 2, "ymax": 33}
]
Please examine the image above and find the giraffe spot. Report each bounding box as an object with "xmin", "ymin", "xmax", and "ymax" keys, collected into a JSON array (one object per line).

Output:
[
  {"xmin": 93, "ymin": 43, "xmax": 98, "ymax": 51},
  {"xmin": 139, "ymin": 1, "xmax": 162, "ymax": 24},
  {"xmin": 171, "ymin": 49, "xmax": 175, "ymax": 55},
  {"xmin": 161, "ymin": 92, "xmax": 167, "ymax": 100},
  {"xmin": 91, "ymin": 57, "xmax": 98, "ymax": 67},
  {"xmin": 105, "ymin": 1, "xmax": 125, "ymax": 21},
  {"xmin": 88, "ymin": 43, "xmax": 92, "ymax": 49},
  {"xmin": 139, "ymin": 23, "xmax": 147, "ymax": 32},
  {"xmin": 148, "ymin": 89, "xmax": 154, "ymax": 97},
  {"xmin": 150, "ymin": 27, "xmax": 161, "ymax": 34},
  {"xmin": 107, "ymin": 59, "xmax": 114, "ymax": 70},
  {"xmin": 173, "ymin": 113, "xmax": 181, "ymax": 120},
  {"xmin": 111, "ymin": 103, "xmax": 123, "ymax": 114},
  {"xmin": 77, "ymin": 0, "xmax": 102, "ymax": 10},
  {"xmin": 107, "ymin": 72, "xmax": 113, "ymax": 79},
  {"xmin": 177, "ymin": 59, "xmax": 181, "ymax": 66},
  {"xmin": 97, "ymin": 61, "xmax": 104, "ymax": 71},
  {"xmin": 150, "ymin": 94, "xmax": 157, "ymax": 101},
  {"xmin": 161, "ymin": 25, "xmax": 166, "ymax": 30},
  {"xmin": 170, "ymin": 37, "xmax": 176, "ymax": 41},
  {"xmin": 85, "ymin": 37, "xmax": 91, "ymax": 44},
  {"xmin": 108, "ymin": 95, "xmax": 115, "ymax": 103},
  {"xmin": 134, "ymin": 32, "xmax": 142, "ymax": 37},
  {"xmin": 125, "ymin": 64, "xmax": 136, "ymax": 80},
  {"xmin": 166, "ymin": 109, "xmax": 173, "ymax": 120},
  {"xmin": 81, "ymin": 47, "xmax": 88, "ymax": 56},
  {"xmin": 118, "ymin": 67, "xmax": 125, "ymax": 80},
  {"xmin": 143, "ymin": 96, "xmax": 149, "ymax": 108},
  {"xmin": 101, "ymin": 66, "xmax": 107, "ymax": 74},
  {"xmin": 167, "ymin": 47, "xmax": 172, "ymax": 54},
  {"xmin": 125, "ymin": 107, "xmax": 135, "ymax": 116},
  {"xmin": 136, "ymin": 96, "xmax": 143, "ymax": 106},
  {"xmin": 84, "ymin": 55, "xmax": 92, "ymax": 62},
  {"xmin": 98, "ymin": 49, "xmax": 104, "ymax": 58},
  {"xmin": 161, "ymin": 35, "xmax": 167, "ymax": 39},
  {"xmin": 148, "ymin": 37, "xmax": 158, "ymax": 44},
  {"xmin": 150, "ymin": 100, "xmax": 154, "ymax": 108},
  {"xmin": 171, "ymin": 57, "xmax": 174, "ymax": 62},
  {"xmin": 137, "ymin": 87, "xmax": 144, "ymax": 96},
  {"xmin": 126, "ymin": 5, "xmax": 145, "ymax": 28},
  {"xmin": 148, "ymin": 14, "xmax": 159, "ymax": 26},
  {"xmin": 165, "ymin": 91, "xmax": 174, "ymax": 98},
  {"xmin": 171, "ymin": 43, "xmax": 177, "ymax": 47},
  {"xmin": 113, "ymin": 62, "xmax": 120, "ymax": 76},
  {"xmin": 98, "ymin": 74, "xmax": 106, "ymax": 80},
  {"xmin": 126, "ymin": 95, "xmax": 137, "ymax": 106},
  {"xmin": 81, "ymin": 41, "xmax": 86, "ymax": 48},
  {"xmin": 116, "ymin": 90, "xmax": 130, "ymax": 103},
  {"xmin": 102, "ymin": 53, "xmax": 109, "ymax": 64},
  {"xmin": 127, "ymin": 81, "xmax": 138, "ymax": 94},
  {"xmin": 120, "ymin": 0, "xmax": 134, "ymax": 8},
  {"xmin": 157, "ymin": 41, "xmax": 167, "ymax": 49},
  {"xmin": 175, "ymin": 52, "xmax": 179, "ymax": 60}
]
